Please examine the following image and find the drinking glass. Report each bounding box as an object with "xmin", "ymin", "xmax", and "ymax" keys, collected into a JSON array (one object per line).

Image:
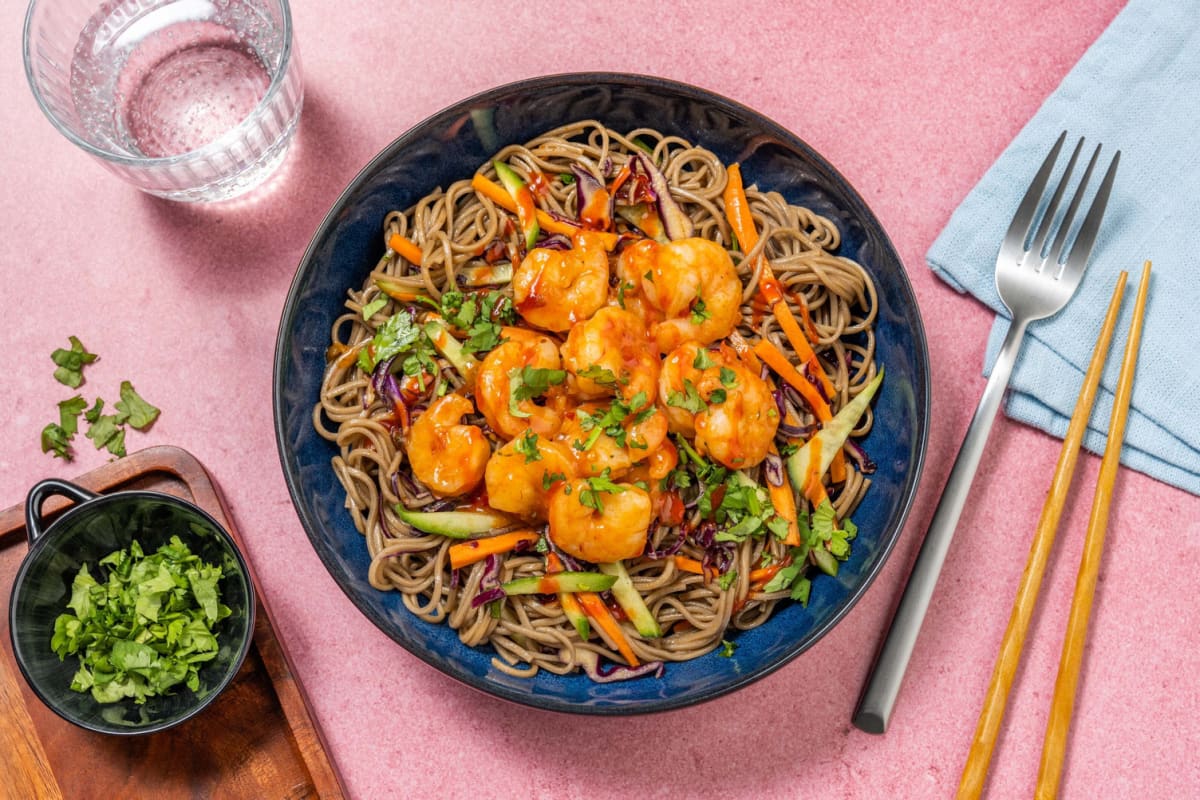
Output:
[{"xmin": 24, "ymin": 0, "xmax": 304, "ymax": 203}]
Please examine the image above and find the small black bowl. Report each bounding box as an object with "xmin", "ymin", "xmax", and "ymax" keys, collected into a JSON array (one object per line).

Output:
[{"xmin": 9, "ymin": 479, "xmax": 256, "ymax": 735}]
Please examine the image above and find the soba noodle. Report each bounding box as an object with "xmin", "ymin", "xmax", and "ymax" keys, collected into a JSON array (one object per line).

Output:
[{"xmin": 313, "ymin": 121, "xmax": 879, "ymax": 679}]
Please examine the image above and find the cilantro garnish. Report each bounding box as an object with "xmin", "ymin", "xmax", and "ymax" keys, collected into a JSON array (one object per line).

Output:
[
  {"xmin": 577, "ymin": 365, "xmax": 619, "ymax": 386},
  {"xmin": 717, "ymin": 570, "xmax": 738, "ymax": 590},
  {"xmin": 578, "ymin": 470, "xmax": 625, "ymax": 512},
  {"xmin": 541, "ymin": 471, "xmax": 567, "ymax": 490},
  {"xmin": 358, "ymin": 311, "xmax": 422, "ymax": 373},
  {"xmin": 692, "ymin": 348, "xmax": 716, "ymax": 369},
  {"xmin": 708, "ymin": 388, "xmax": 727, "ymax": 405},
  {"xmin": 507, "ymin": 366, "xmax": 567, "ymax": 418},
  {"xmin": 115, "ymin": 381, "xmax": 160, "ymax": 430},
  {"xmin": 719, "ymin": 367, "xmax": 738, "ymax": 388},
  {"xmin": 514, "ymin": 430, "xmax": 542, "ymax": 463},
  {"xmin": 719, "ymin": 639, "xmax": 737, "ymax": 657},
  {"xmin": 690, "ymin": 296, "xmax": 711, "ymax": 325},
  {"xmin": 51, "ymin": 336, "xmax": 98, "ymax": 388},
  {"xmin": 666, "ymin": 379, "xmax": 706, "ymax": 414},
  {"xmin": 41, "ymin": 341, "xmax": 159, "ymax": 462},
  {"xmin": 440, "ymin": 289, "xmax": 515, "ymax": 355},
  {"xmin": 50, "ymin": 536, "xmax": 230, "ymax": 704}
]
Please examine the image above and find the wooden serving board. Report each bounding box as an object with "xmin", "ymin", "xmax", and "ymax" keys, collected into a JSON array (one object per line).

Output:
[{"xmin": 0, "ymin": 446, "xmax": 346, "ymax": 800}]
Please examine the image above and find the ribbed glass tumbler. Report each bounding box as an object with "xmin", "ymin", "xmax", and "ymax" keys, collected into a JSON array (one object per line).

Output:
[{"xmin": 24, "ymin": 0, "xmax": 304, "ymax": 202}]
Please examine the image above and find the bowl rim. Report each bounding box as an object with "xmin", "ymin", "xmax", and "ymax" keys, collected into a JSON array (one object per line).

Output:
[
  {"xmin": 273, "ymin": 71, "xmax": 931, "ymax": 714},
  {"xmin": 8, "ymin": 486, "xmax": 258, "ymax": 736}
]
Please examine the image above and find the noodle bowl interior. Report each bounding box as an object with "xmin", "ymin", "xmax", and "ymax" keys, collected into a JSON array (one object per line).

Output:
[{"xmin": 314, "ymin": 121, "xmax": 881, "ymax": 682}]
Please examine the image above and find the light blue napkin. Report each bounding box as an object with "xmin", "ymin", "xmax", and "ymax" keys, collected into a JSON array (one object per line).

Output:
[{"xmin": 927, "ymin": 0, "xmax": 1200, "ymax": 496}]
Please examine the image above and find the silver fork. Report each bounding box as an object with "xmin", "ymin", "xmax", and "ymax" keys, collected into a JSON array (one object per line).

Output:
[{"xmin": 853, "ymin": 132, "xmax": 1120, "ymax": 734}]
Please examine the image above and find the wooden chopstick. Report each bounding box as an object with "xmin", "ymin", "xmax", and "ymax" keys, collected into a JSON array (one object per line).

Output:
[
  {"xmin": 956, "ymin": 270, "xmax": 1129, "ymax": 799},
  {"xmin": 1035, "ymin": 260, "xmax": 1152, "ymax": 798}
]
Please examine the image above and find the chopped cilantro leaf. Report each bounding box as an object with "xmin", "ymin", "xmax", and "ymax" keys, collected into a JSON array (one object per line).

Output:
[
  {"xmin": 512, "ymin": 366, "xmax": 567, "ymax": 402},
  {"xmin": 358, "ymin": 311, "xmax": 422, "ymax": 373},
  {"xmin": 41, "ymin": 423, "xmax": 73, "ymax": 460},
  {"xmin": 577, "ymin": 365, "xmax": 618, "ymax": 386},
  {"xmin": 578, "ymin": 470, "xmax": 625, "ymax": 512},
  {"xmin": 719, "ymin": 639, "xmax": 737, "ymax": 657},
  {"xmin": 693, "ymin": 348, "xmax": 716, "ymax": 369},
  {"xmin": 717, "ymin": 570, "xmax": 738, "ymax": 590},
  {"xmin": 666, "ymin": 380, "xmax": 705, "ymax": 414},
  {"xmin": 114, "ymin": 382, "xmax": 159, "ymax": 430},
  {"xmin": 50, "ymin": 336, "xmax": 98, "ymax": 388},
  {"xmin": 541, "ymin": 471, "xmax": 567, "ymax": 490},
  {"xmin": 719, "ymin": 367, "xmax": 738, "ymax": 387},
  {"xmin": 58, "ymin": 396, "xmax": 87, "ymax": 436},
  {"xmin": 708, "ymin": 388, "xmax": 727, "ymax": 405},
  {"xmin": 514, "ymin": 430, "xmax": 542, "ymax": 463},
  {"xmin": 690, "ymin": 296, "xmax": 711, "ymax": 324}
]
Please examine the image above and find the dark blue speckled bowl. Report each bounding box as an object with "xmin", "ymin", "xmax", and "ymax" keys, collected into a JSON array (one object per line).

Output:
[{"xmin": 273, "ymin": 73, "xmax": 929, "ymax": 715}]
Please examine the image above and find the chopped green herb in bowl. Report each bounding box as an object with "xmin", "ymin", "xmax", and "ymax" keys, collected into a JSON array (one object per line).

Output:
[{"xmin": 52, "ymin": 537, "xmax": 231, "ymax": 705}]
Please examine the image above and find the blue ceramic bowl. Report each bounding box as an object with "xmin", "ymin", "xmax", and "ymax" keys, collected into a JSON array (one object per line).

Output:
[
  {"xmin": 273, "ymin": 73, "xmax": 929, "ymax": 714},
  {"xmin": 9, "ymin": 479, "xmax": 256, "ymax": 734}
]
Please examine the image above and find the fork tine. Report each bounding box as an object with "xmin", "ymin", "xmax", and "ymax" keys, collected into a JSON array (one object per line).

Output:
[
  {"xmin": 1043, "ymin": 142, "xmax": 1101, "ymax": 271},
  {"xmin": 1002, "ymin": 131, "xmax": 1067, "ymax": 253},
  {"xmin": 1058, "ymin": 149, "xmax": 1120, "ymax": 285},
  {"xmin": 1028, "ymin": 136, "xmax": 1084, "ymax": 264}
]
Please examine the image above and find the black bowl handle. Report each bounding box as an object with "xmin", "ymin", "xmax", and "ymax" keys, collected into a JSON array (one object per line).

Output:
[{"xmin": 25, "ymin": 479, "xmax": 99, "ymax": 546}]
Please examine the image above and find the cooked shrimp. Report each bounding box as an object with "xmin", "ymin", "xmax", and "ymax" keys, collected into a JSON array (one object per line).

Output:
[
  {"xmin": 693, "ymin": 361, "xmax": 779, "ymax": 469},
  {"xmin": 656, "ymin": 341, "xmax": 712, "ymax": 436},
  {"xmin": 475, "ymin": 329, "xmax": 564, "ymax": 440},
  {"xmin": 406, "ymin": 394, "xmax": 490, "ymax": 498},
  {"xmin": 484, "ymin": 433, "xmax": 577, "ymax": 519},
  {"xmin": 556, "ymin": 401, "xmax": 668, "ymax": 478},
  {"xmin": 512, "ymin": 231, "xmax": 610, "ymax": 332},
  {"xmin": 548, "ymin": 479, "xmax": 653, "ymax": 563},
  {"xmin": 618, "ymin": 237, "xmax": 742, "ymax": 353},
  {"xmin": 560, "ymin": 306, "xmax": 659, "ymax": 408}
]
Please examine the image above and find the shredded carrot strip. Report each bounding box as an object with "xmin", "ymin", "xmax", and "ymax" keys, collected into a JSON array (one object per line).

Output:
[
  {"xmin": 471, "ymin": 174, "xmax": 619, "ymax": 250},
  {"xmin": 387, "ymin": 233, "xmax": 423, "ymax": 266},
  {"xmin": 448, "ymin": 530, "xmax": 538, "ymax": 571},
  {"xmin": 672, "ymin": 555, "xmax": 722, "ymax": 583},
  {"xmin": 577, "ymin": 592, "xmax": 640, "ymax": 667},
  {"xmin": 332, "ymin": 342, "xmax": 364, "ymax": 371},
  {"xmin": 766, "ymin": 449, "xmax": 802, "ymax": 547},
  {"xmin": 724, "ymin": 164, "xmax": 835, "ymax": 400}
]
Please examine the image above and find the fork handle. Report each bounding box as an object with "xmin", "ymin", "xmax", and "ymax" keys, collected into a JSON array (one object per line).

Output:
[{"xmin": 853, "ymin": 316, "xmax": 1029, "ymax": 734}]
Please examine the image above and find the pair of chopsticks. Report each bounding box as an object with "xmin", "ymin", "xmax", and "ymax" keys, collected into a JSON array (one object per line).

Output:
[{"xmin": 957, "ymin": 260, "xmax": 1152, "ymax": 799}]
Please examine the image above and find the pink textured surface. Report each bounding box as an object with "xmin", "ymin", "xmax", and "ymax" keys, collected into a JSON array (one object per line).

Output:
[{"xmin": 3, "ymin": 1, "xmax": 1196, "ymax": 798}]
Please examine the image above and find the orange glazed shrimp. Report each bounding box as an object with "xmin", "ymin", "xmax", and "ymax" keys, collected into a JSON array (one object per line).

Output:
[
  {"xmin": 484, "ymin": 432, "xmax": 577, "ymax": 519},
  {"xmin": 547, "ymin": 479, "xmax": 653, "ymax": 563},
  {"xmin": 405, "ymin": 394, "xmax": 491, "ymax": 498},
  {"xmin": 559, "ymin": 306, "xmax": 659, "ymax": 408},
  {"xmin": 556, "ymin": 401, "xmax": 668, "ymax": 478},
  {"xmin": 618, "ymin": 237, "xmax": 742, "ymax": 353},
  {"xmin": 474, "ymin": 328, "xmax": 564, "ymax": 440},
  {"xmin": 512, "ymin": 231, "xmax": 610, "ymax": 332},
  {"xmin": 693, "ymin": 360, "xmax": 779, "ymax": 469}
]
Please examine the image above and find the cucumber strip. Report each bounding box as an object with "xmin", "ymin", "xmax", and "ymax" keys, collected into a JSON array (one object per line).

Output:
[
  {"xmin": 458, "ymin": 263, "xmax": 513, "ymax": 287},
  {"xmin": 786, "ymin": 369, "xmax": 884, "ymax": 492},
  {"xmin": 502, "ymin": 571, "xmax": 617, "ymax": 595},
  {"xmin": 423, "ymin": 318, "xmax": 479, "ymax": 380},
  {"xmin": 394, "ymin": 506, "xmax": 510, "ymax": 538},
  {"xmin": 599, "ymin": 561, "xmax": 662, "ymax": 638},
  {"xmin": 493, "ymin": 161, "xmax": 540, "ymax": 249}
]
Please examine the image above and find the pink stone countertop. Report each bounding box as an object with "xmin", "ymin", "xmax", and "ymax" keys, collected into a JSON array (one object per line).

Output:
[{"xmin": 4, "ymin": 1, "xmax": 1197, "ymax": 798}]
